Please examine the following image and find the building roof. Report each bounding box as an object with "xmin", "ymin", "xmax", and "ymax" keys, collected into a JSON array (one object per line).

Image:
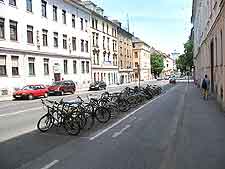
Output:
[{"xmin": 132, "ymin": 37, "xmax": 151, "ymax": 48}]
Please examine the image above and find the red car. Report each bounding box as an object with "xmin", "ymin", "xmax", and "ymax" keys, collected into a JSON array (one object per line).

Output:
[
  {"xmin": 13, "ymin": 84, "xmax": 49, "ymax": 100},
  {"xmin": 48, "ymin": 80, "xmax": 76, "ymax": 96}
]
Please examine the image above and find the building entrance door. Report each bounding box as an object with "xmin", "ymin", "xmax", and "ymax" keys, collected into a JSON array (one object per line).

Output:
[
  {"xmin": 210, "ymin": 40, "xmax": 214, "ymax": 92},
  {"xmin": 54, "ymin": 73, "xmax": 61, "ymax": 82}
]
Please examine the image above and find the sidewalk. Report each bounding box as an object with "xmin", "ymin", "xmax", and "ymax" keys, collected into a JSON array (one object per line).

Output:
[{"xmin": 175, "ymin": 84, "xmax": 225, "ymax": 169}]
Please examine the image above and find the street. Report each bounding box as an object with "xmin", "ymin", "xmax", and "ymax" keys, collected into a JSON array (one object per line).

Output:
[{"xmin": 1, "ymin": 82, "xmax": 225, "ymax": 169}]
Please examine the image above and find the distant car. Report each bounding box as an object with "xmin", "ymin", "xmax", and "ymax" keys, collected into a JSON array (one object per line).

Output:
[
  {"xmin": 169, "ymin": 76, "xmax": 176, "ymax": 84},
  {"xmin": 157, "ymin": 77, "xmax": 163, "ymax": 81},
  {"xmin": 48, "ymin": 80, "xmax": 76, "ymax": 96},
  {"xmin": 13, "ymin": 84, "xmax": 48, "ymax": 100},
  {"xmin": 89, "ymin": 81, "xmax": 107, "ymax": 91},
  {"xmin": 164, "ymin": 76, "xmax": 170, "ymax": 80}
]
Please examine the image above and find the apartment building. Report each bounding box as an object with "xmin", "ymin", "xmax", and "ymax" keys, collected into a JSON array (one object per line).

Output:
[
  {"xmin": 0, "ymin": 0, "xmax": 91, "ymax": 96},
  {"xmin": 162, "ymin": 54, "xmax": 174, "ymax": 77},
  {"xmin": 117, "ymin": 22, "xmax": 134, "ymax": 84},
  {"xmin": 82, "ymin": 1, "xmax": 119, "ymax": 85},
  {"xmin": 132, "ymin": 37, "xmax": 152, "ymax": 81},
  {"xmin": 192, "ymin": 0, "xmax": 225, "ymax": 106}
]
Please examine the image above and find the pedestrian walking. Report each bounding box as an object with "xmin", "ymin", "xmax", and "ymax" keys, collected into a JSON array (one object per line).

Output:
[{"xmin": 202, "ymin": 74, "xmax": 210, "ymax": 100}]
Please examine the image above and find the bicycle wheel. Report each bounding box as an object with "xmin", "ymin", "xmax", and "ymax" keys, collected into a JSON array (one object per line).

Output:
[
  {"xmin": 95, "ymin": 107, "xmax": 111, "ymax": 123},
  {"xmin": 37, "ymin": 114, "xmax": 53, "ymax": 132},
  {"xmin": 118, "ymin": 99, "xmax": 130, "ymax": 112},
  {"xmin": 64, "ymin": 118, "xmax": 80, "ymax": 136},
  {"xmin": 83, "ymin": 104, "xmax": 95, "ymax": 129},
  {"xmin": 73, "ymin": 112, "xmax": 87, "ymax": 130}
]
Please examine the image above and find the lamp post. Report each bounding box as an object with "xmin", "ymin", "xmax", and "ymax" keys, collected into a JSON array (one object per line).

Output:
[{"xmin": 137, "ymin": 64, "xmax": 141, "ymax": 88}]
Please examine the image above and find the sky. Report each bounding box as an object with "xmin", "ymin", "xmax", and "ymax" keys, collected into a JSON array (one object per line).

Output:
[{"xmin": 91, "ymin": 0, "xmax": 193, "ymax": 55}]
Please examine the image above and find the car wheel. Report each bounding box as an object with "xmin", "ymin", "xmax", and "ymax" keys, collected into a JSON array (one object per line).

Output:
[
  {"xmin": 28, "ymin": 94, "xmax": 33, "ymax": 100},
  {"xmin": 44, "ymin": 93, "xmax": 48, "ymax": 98}
]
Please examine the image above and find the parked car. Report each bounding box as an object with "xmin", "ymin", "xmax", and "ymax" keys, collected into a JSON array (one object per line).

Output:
[
  {"xmin": 13, "ymin": 84, "xmax": 48, "ymax": 100},
  {"xmin": 169, "ymin": 76, "xmax": 176, "ymax": 84},
  {"xmin": 89, "ymin": 81, "xmax": 107, "ymax": 91},
  {"xmin": 48, "ymin": 80, "xmax": 76, "ymax": 96}
]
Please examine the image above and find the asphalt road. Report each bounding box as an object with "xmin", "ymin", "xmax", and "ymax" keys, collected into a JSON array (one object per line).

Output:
[
  {"xmin": 1, "ymin": 82, "xmax": 225, "ymax": 169},
  {"xmin": 0, "ymin": 81, "xmax": 168, "ymax": 143}
]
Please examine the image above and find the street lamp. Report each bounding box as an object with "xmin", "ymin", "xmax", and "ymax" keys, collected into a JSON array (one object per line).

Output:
[{"xmin": 137, "ymin": 64, "xmax": 141, "ymax": 88}]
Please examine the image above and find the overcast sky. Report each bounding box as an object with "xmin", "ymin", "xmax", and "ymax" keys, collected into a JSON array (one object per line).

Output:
[{"xmin": 91, "ymin": 0, "xmax": 193, "ymax": 54}]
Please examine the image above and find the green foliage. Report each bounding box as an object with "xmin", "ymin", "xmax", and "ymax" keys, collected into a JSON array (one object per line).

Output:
[
  {"xmin": 151, "ymin": 53, "xmax": 164, "ymax": 78},
  {"xmin": 176, "ymin": 39, "xmax": 193, "ymax": 74}
]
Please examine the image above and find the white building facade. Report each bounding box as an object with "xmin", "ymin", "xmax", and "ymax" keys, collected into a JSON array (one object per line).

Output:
[
  {"xmin": 82, "ymin": 1, "xmax": 119, "ymax": 86},
  {"xmin": 132, "ymin": 38, "xmax": 152, "ymax": 81},
  {"xmin": 0, "ymin": 0, "xmax": 91, "ymax": 96}
]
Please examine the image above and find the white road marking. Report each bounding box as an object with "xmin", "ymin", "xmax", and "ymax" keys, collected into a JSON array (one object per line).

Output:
[
  {"xmin": 40, "ymin": 160, "xmax": 59, "ymax": 169},
  {"xmin": 0, "ymin": 107, "xmax": 42, "ymax": 118},
  {"xmin": 112, "ymin": 124, "xmax": 131, "ymax": 138},
  {"xmin": 90, "ymin": 86, "xmax": 174, "ymax": 141}
]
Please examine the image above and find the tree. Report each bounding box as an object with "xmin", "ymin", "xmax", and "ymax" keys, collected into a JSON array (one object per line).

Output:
[
  {"xmin": 176, "ymin": 39, "xmax": 193, "ymax": 75},
  {"xmin": 151, "ymin": 53, "xmax": 164, "ymax": 78}
]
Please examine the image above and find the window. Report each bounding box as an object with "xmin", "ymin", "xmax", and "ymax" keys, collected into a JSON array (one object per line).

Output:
[
  {"xmin": 27, "ymin": 25, "xmax": 33, "ymax": 44},
  {"xmin": 103, "ymin": 52, "xmax": 106, "ymax": 61},
  {"xmin": 72, "ymin": 37, "xmax": 76, "ymax": 51},
  {"xmin": 11, "ymin": 56, "xmax": 19, "ymax": 76},
  {"xmin": 81, "ymin": 61, "xmax": 85, "ymax": 73},
  {"xmin": 96, "ymin": 33, "xmax": 99, "ymax": 47},
  {"xmin": 107, "ymin": 37, "xmax": 110, "ymax": 49},
  {"xmin": 26, "ymin": 0, "xmax": 32, "ymax": 12},
  {"xmin": 102, "ymin": 22, "xmax": 105, "ymax": 33},
  {"xmin": 134, "ymin": 52, "xmax": 138, "ymax": 58},
  {"xmin": 64, "ymin": 60, "xmax": 68, "ymax": 74},
  {"xmin": 44, "ymin": 58, "xmax": 49, "ymax": 75},
  {"xmin": 103, "ymin": 36, "xmax": 105, "ymax": 49},
  {"xmin": 80, "ymin": 18, "xmax": 83, "ymax": 30},
  {"xmin": 97, "ymin": 53, "xmax": 99, "ymax": 65},
  {"xmin": 0, "ymin": 18, "xmax": 5, "ymax": 39},
  {"xmin": 81, "ymin": 39, "xmax": 84, "ymax": 52},
  {"xmin": 85, "ymin": 19, "xmax": 88, "ymax": 32},
  {"xmin": 72, "ymin": 14, "xmax": 75, "ymax": 28},
  {"xmin": 10, "ymin": 20, "xmax": 17, "ymax": 41},
  {"xmin": 112, "ymin": 28, "xmax": 114, "ymax": 36},
  {"xmin": 53, "ymin": 6, "xmax": 57, "ymax": 21},
  {"xmin": 53, "ymin": 32, "xmax": 58, "ymax": 48},
  {"xmin": 41, "ymin": 0, "xmax": 47, "ymax": 17},
  {"xmin": 0, "ymin": 55, "xmax": 6, "ymax": 76},
  {"xmin": 28, "ymin": 57, "xmax": 35, "ymax": 76},
  {"xmin": 42, "ymin": 29, "xmax": 48, "ymax": 46},
  {"xmin": 73, "ymin": 60, "xmax": 77, "ymax": 74},
  {"xmin": 135, "ymin": 62, "xmax": 138, "ymax": 67},
  {"xmin": 167, "ymin": 64, "xmax": 169, "ymax": 67},
  {"xmin": 216, "ymin": 36, "xmax": 218, "ymax": 66},
  {"xmin": 92, "ymin": 18, "xmax": 95, "ymax": 28},
  {"xmin": 85, "ymin": 41, "xmax": 88, "ymax": 53},
  {"xmin": 221, "ymin": 30, "xmax": 223, "ymax": 65},
  {"xmin": 92, "ymin": 32, "xmax": 95, "ymax": 46},
  {"xmin": 86, "ymin": 61, "xmax": 89, "ymax": 73},
  {"xmin": 107, "ymin": 24, "xmax": 109, "ymax": 34},
  {"xmin": 63, "ymin": 34, "xmax": 67, "ymax": 49},
  {"xmin": 95, "ymin": 19, "xmax": 98, "ymax": 29},
  {"xmin": 9, "ymin": 0, "xmax": 16, "ymax": 6},
  {"xmin": 62, "ymin": 10, "xmax": 66, "ymax": 24}
]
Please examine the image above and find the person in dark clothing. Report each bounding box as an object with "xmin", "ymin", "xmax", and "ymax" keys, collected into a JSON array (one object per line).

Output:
[{"xmin": 202, "ymin": 74, "xmax": 210, "ymax": 100}]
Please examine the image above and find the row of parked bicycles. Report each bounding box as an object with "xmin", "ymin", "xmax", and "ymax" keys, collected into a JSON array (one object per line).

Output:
[{"xmin": 37, "ymin": 84, "xmax": 162, "ymax": 136}]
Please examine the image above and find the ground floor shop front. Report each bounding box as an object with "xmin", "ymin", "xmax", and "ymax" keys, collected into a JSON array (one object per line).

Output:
[{"xmin": 0, "ymin": 50, "xmax": 91, "ymax": 96}]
